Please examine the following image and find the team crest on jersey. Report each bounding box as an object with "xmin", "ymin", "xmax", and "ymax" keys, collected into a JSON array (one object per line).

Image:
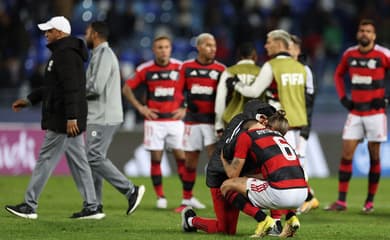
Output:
[
  {"xmin": 367, "ymin": 59, "xmax": 377, "ymax": 69},
  {"xmin": 209, "ymin": 70, "xmax": 219, "ymax": 80},
  {"xmin": 47, "ymin": 60, "xmax": 53, "ymax": 72},
  {"xmin": 169, "ymin": 70, "xmax": 179, "ymax": 80}
]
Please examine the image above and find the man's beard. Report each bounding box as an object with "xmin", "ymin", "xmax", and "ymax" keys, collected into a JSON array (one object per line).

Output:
[{"xmin": 358, "ymin": 37, "xmax": 370, "ymax": 47}]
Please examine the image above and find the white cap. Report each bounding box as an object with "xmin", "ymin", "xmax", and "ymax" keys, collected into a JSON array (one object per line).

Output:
[{"xmin": 38, "ymin": 16, "xmax": 71, "ymax": 34}]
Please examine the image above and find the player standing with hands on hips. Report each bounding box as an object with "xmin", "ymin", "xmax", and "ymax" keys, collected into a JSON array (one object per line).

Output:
[
  {"xmin": 325, "ymin": 19, "xmax": 390, "ymax": 213},
  {"xmin": 122, "ymin": 36, "xmax": 186, "ymax": 209}
]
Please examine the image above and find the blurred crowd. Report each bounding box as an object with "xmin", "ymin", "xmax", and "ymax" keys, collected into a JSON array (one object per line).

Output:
[{"xmin": 1, "ymin": 0, "xmax": 390, "ymax": 111}]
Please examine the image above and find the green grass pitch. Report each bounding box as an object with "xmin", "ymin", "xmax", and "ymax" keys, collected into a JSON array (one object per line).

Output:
[{"xmin": 1, "ymin": 175, "xmax": 389, "ymax": 240}]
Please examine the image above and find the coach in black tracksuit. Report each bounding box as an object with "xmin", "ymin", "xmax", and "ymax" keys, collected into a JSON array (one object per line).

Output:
[{"xmin": 5, "ymin": 16, "xmax": 103, "ymax": 220}]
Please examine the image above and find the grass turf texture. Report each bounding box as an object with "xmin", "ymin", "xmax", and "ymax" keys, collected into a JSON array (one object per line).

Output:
[{"xmin": 1, "ymin": 176, "xmax": 389, "ymax": 240}]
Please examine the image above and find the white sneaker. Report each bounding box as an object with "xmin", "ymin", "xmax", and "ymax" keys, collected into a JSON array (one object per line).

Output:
[
  {"xmin": 182, "ymin": 197, "xmax": 206, "ymax": 209},
  {"xmin": 156, "ymin": 197, "xmax": 168, "ymax": 209}
]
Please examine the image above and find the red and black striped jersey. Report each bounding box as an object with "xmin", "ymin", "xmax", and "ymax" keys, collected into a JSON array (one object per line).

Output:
[
  {"xmin": 334, "ymin": 44, "xmax": 390, "ymax": 116},
  {"xmin": 234, "ymin": 128, "xmax": 307, "ymax": 189},
  {"xmin": 180, "ymin": 59, "xmax": 225, "ymax": 124},
  {"xmin": 125, "ymin": 58, "xmax": 183, "ymax": 120}
]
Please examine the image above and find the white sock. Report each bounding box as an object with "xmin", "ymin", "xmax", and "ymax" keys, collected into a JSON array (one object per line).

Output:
[{"xmin": 188, "ymin": 217, "xmax": 194, "ymax": 227}]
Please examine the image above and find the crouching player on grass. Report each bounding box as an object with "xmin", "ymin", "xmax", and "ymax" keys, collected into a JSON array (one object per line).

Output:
[{"xmin": 220, "ymin": 108, "xmax": 308, "ymax": 238}]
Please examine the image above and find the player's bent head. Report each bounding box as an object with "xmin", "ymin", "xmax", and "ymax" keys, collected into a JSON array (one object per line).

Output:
[{"xmin": 243, "ymin": 100, "xmax": 276, "ymax": 121}]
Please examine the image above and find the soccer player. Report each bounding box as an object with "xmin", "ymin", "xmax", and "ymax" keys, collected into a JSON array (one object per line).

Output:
[
  {"xmin": 176, "ymin": 33, "xmax": 225, "ymax": 212},
  {"xmin": 122, "ymin": 36, "xmax": 186, "ymax": 209},
  {"xmin": 181, "ymin": 100, "xmax": 290, "ymax": 236},
  {"xmin": 214, "ymin": 42, "xmax": 264, "ymax": 137},
  {"xmin": 219, "ymin": 113, "xmax": 307, "ymax": 238},
  {"xmin": 324, "ymin": 19, "xmax": 390, "ymax": 213}
]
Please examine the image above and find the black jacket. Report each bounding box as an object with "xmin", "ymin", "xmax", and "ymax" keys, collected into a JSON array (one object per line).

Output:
[{"xmin": 28, "ymin": 36, "xmax": 88, "ymax": 135}]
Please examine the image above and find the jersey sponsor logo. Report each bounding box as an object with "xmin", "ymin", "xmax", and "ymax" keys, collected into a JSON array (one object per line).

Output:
[
  {"xmin": 154, "ymin": 87, "xmax": 175, "ymax": 97},
  {"xmin": 190, "ymin": 70, "xmax": 198, "ymax": 76},
  {"xmin": 351, "ymin": 74, "xmax": 372, "ymax": 84},
  {"xmin": 169, "ymin": 70, "xmax": 179, "ymax": 80},
  {"xmin": 280, "ymin": 73, "xmax": 304, "ymax": 86},
  {"xmin": 152, "ymin": 73, "xmax": 159, "ymax": 79},
  {"xmin": 190, "ymin": 84, "xmax": 214, "ymax": 95}
]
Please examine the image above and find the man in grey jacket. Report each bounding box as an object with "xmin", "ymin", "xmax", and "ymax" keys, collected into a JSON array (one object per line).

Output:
[{"xmin": 84, "ymin": 21, "xmax": 145, "ymax": 215}]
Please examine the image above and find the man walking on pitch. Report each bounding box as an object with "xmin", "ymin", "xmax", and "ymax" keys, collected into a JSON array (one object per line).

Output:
[
  {"xmin": 5, "ymin": 16, "xmax": 103, "ymax": 219},
  {"xmin": 84, "ymin": 21, "xmax": 145, "ymax": 216}
]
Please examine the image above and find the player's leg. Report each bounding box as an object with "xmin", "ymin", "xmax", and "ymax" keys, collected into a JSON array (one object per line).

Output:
[
  {"xmin": 364, "ymin": 141, "xmax": 381, "ymax": 213},
  {"xmin": 325, "ymin": 114, "xmax": 362, "ymax": 211},
  {"xmin": 166, "ymin": 120, "xmax": 186, "ymax": 181},
  {"xmin": 144, "ymin": 120, "xmax": 167, "ymax": 208},
  {"xmin": 363, "ymin": 113, "xmax": 387, "ymax": 213},
  {"xmin": 184, "ymin": 188, "xmax": 229, "ymax": 233},
  {"xmin": 177, "ymin": 124, "xmax": 205, "ymax": 211},
  {"xmin": 150, "ymin": 150, "xmax": 166, "ymax": 208}
]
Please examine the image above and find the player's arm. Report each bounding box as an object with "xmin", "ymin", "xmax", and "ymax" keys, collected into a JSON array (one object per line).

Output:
[
  {"xmin": 334, "ymin": 54, "xmax": 348, "ymax": 99},
  {"xmin": 86, "ymin": 49, "xmax": 112, "ymax": 99},
  {"xmin": 233, "ymin": 62, "xmax": 273, "ymax": 98},
  {"xmin": 172, "ymin": 65, "xmax": 186, "ymax": 120},
  {"xmin": 221, "ymin": 132, "xmax": 250, "ymax": 178},
  {"xmin": 334, "ymin": 51, "xmax": 353, "ymax": 110},
  {"xmin": 221, "ymin": 153, "xmax": 245, "ymax": 178},
  {"xmin": 122, "ymin": 71, "xmax": 158, "ymax": 120},
  {"xmin": 122, "ymin": 83, "xmax": 158, "ymax": 120}
]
